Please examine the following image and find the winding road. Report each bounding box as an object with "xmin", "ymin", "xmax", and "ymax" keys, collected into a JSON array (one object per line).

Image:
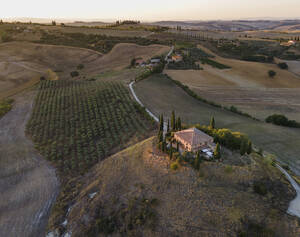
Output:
[
  {"xmin": 129, "ymin": 47, "xmax": 300, "ymax": 219},
  {"xmin": 277, "ymin": 164, "xmax": 300, "ymax": 218}
]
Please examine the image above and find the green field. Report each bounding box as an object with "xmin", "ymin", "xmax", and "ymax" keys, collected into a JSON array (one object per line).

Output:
[
  {"xmin": 134, "ymin": 74, "xmax": 300, "ymax": 174},
  {"xmin": 26, "ymin": 80, "xmax": 155, "ymax": 175}
]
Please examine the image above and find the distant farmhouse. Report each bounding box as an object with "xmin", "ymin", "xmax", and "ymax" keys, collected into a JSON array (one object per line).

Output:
[
  {"xmin": 135, "ymin": 58, "xmax": 145, "ymax": 66},
  {"xmin": 171, "ymin": 55, "xmax": 183, "ymax": 62},
  {"xmin": 150, "ymin": 58, "xmax": 161, "ymax": 64},
  {"xmin": 280, "ymin": 40, "xmax": 296, "ymax": 47},
  {"xmin": 174, "ymin": 128, "xmax": 215, "ymax": 154}
]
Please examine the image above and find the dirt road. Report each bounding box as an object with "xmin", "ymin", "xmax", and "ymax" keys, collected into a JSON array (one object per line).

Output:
[{"xmin": 0, "ymin": 90, "xmax": 59, "ymax": 237}]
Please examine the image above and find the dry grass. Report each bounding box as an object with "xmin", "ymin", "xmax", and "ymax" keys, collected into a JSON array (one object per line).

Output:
[
  {"xmin": 165, "ymin": 44, "xmax": 300, "ymax": 121},
  {"xmin": 64, "ymin": 137, "xmax": 299, "ymax": 237},
  {"xmin": 283, "ymin": 60, "xmax": 300, "ymax": 76},
  {"xmin": 0, "ymin": 41, "xmax": 169, "ymax": 99},
  {"xmin": 88, "ymin": 43, "xmax": 170, "ymax": 73},
  {"xmin": 196, "ymin": 44, "xmax": 300, "ymax": 88}
]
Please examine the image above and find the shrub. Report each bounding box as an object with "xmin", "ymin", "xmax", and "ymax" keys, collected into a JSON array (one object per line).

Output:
[
  {"xmin": 282, "ymin": 164, "xmax": 290, "ymax": 171},
  {"xmin": 130, "ymin": 58, "xmax": 136, "ymax": 67},
  {"xmin": 277, "ymin": 62, "xmax": 288, "ymax": 69},
  {"xmin": 268, "ymin": 70, "xmax": 276, "ymax": 78},
  {"xmin": 70, "ymin": 71, "xmax": 79, "ymax": 77},
  {"xmin": 224, "ymin": 165, "xmax": 234, "ymax": 174},
  {"xmin": 170, "ymin": 162, "xmax": 179, "ymax": 170},
  {"xmin": 253, "ymin": 181, "xmax": 267, "ymax": 195},
  {"xmin": 195, "ymin": 125, "xmax": 251, "ymax": 151},
  {"xmin": 265, "ymin": 114, "xmax": 300, "ymax": 128},
  {"xmin": 77, "ymin": 64, "xmax": 84, "ymax": 70},
  {"xmin": 152, "ymin": 63, "xmax": 165, "ymax": 73},
  {"xmin": 1, "ymin": 33, "xmax": 13, "ymax": 42},
  {"xmin": 214, "ymin": 143, "xmax": 221, "ymax": 159},
  {"xmin": 95, "ymin": 217, "xmax": 116, "ymax": 234},
  {"xmin": 238, "ymin": 219, "xmax": 275, "ymax": 237}
]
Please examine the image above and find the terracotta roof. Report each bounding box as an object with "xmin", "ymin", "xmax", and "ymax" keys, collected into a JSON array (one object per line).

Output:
[
  {"xmin": 172, "ymin": 55, "xmax": 182, "ymax": 59},
  {"xmin": 175, "ymin": 127, "xmax": 213, "ymax": 147}
]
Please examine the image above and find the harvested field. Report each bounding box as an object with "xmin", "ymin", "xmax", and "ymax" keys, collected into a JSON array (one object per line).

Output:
[
  {"xmin": 64, "ymin": 137, "xmax": 299, "ymax": 236},
  {"xmin": 196, "ymin": 44, "xmax": 300, "ymax": 88},
  {"xmin": 134, "ymin": 74, "xmax": 300, "ymax": 175},
  {"xmin": 0, "ymin": 90, "xmax": 59, "ymax": 237},
  {"xmin": 192, "ymin": 87, "xmax": 300, "ymax": 121},
  {"xmin": 165, "ymin": 44, "xmax": 300, "ymax": 121},
  {"xmin": 284, "ymin": 60, "xmax": 300, "ymax": 76}
]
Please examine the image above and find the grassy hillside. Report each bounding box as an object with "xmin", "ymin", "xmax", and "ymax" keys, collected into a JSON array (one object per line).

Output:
[
  {"xmin": 134, "ymin": 74, "xmax": 300, "ymax": 175},
  {"xmin": 26, "ymin": 80, "xmax": 156, "ymax": 231},
  {"xmin": 196, "ymin": 44, "xmax": 300, "ymax": 88},
  {"xmin": 0, "ymin": 42, "xmax": 169, "ymax": 99},
  {"xmin": 64, "ymin": 137, "xmax": 299, "ymax": 236}
]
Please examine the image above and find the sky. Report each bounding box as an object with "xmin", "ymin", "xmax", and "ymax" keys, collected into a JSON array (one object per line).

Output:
[{"xmin": 1, "ymin": 0, "xmax": 300, "ymax": 22}]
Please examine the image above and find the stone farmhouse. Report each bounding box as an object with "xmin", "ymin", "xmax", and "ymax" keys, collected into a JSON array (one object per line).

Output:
[{"xmin": 174, "ymin": 127, "xmax": 215, "ymax": 153}]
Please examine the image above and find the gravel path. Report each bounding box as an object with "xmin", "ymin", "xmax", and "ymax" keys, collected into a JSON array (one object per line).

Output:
[{"xmin": 0, "ymin": 90, "xmax": 59, "ymax": 237}]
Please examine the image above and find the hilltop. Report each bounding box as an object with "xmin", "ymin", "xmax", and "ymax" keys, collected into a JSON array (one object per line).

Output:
[{"xmin": 60, "ymin": 137, "xmax": 299, "ymax": 236}]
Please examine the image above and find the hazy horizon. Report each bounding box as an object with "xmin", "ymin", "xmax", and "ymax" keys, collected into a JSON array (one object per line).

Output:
[{"xmin": 1, "ymin": 0, "xmax": 300, "ymax": 22}]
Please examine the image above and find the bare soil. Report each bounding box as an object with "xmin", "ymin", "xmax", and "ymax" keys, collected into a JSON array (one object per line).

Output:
[{"xmin": 0, "ymin": 90, "xmax": 59, "ymax": 237}]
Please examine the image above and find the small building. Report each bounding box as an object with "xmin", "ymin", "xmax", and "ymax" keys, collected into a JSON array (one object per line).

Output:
[
  {"xmin": 135, "ymin": 58, "xmax": 145, "ymax": 66},
  {"xmin": 174, "ymin": 127, "xmax": 215, "ymax": 153},
  {"xmin": 172, "ymin": 55, "xmax": 183, "ymax": 62},
  {"xmin": 280, "ymin": 40, "xmax": 296, "ymax": 47},
  {"xmin": 150, "ymin": 58, "xmax": 161, "ymax": 64}
]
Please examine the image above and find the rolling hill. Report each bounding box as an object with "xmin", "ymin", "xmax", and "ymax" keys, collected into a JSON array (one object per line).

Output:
[{"xmin": 60, "ymin": 137, "xmax": 299, "ymax": 236}]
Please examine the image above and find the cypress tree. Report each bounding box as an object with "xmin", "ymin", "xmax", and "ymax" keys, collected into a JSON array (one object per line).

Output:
[
  {"xmin": 162, "ymin": 137, "xmax": 166, "ymax": 152},
  {"xmin": 169, "ymin": 149, "xmax": 173, "ymax": 160},
  {"xmin": 167, "ymin": 119, "xmax": 170, "ymax": 132},
  {"xmin": 158, "ymin": 131, "xmax": 163, "ymax": 143},
  {"xmin": 210, "ymin": 117, "xmax": 215, "ymax": 129},
  {"xmin": 177, "ymin": 117, "xmax": 182, "ymax": 130},
  {"xmin": 214, "ymin": 143, "xmax": 221, "ymax": 159},
  {"xmin": 160, "ymin": 114, "xmax": 164, "ymax": 132},
  {"xmin": 194, "ymin": 152, "xmax": 201, "ymax": 170},
  {"xmin": 171, "ymin": 110, "xmax": 175, "ymax": 131},
  {"xmin": 247, "ymin": 140, "xmax": 252, "ymax": 154},
  {"xmin": 159, "ymin": 115, "xmax": 162, "ymax": 130}
]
